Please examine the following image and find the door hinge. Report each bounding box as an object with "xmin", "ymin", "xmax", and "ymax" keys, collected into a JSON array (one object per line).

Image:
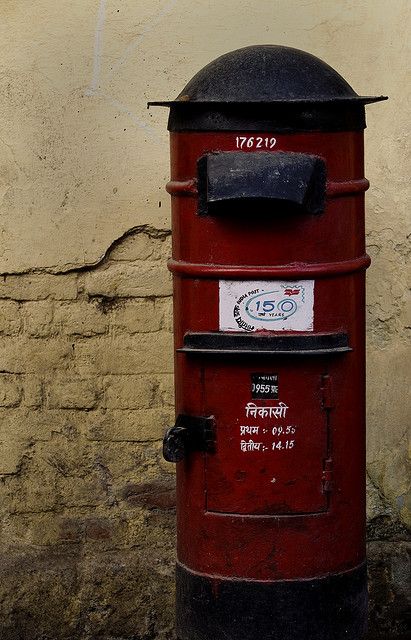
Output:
[
  {"xmin": 322, "ymin": 458, "xmax": 334, "ymax": 493},
  {"xmin": 321, "ymin": 374, "xmax": 334, "ymax": 409}
]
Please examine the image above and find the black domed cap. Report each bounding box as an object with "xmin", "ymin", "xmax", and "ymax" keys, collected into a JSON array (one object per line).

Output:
[{"xmin": 149, "ymin": 45, "xmax": 387, "ymax": 131}]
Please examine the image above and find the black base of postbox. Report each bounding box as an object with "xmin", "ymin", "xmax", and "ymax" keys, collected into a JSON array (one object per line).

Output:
[{"xmin": 176, "ymin": 562, "xmax": 368, "ymax": 640}]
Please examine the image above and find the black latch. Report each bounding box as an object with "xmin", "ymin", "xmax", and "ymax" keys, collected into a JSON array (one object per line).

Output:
[{"xmin": 163, "ymin": 414, "xmax": 215, "ymax": 463}]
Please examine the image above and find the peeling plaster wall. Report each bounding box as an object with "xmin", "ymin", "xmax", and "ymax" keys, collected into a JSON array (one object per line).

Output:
[
  {"xmin": 0, "ymin": 230, "xmax": 177, "ymax": 640},
  {"xmin": 0, "ymin": 1, "xmax": 409, "ymax": 638}
]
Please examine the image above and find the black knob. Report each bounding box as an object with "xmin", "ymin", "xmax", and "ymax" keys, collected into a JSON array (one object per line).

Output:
[
  {"xmin": 163, "ymin": 414, "xmax": 215, "ymax": 463},
  {"xmin": 163, "ymin": 425, "xmax": 188, "ymax": 462}
]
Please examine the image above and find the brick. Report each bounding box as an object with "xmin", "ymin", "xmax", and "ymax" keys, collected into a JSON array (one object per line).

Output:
[
  {"xmin": 110, "ymin": 299, "xmax": 163, "ymax": 333},
  {"xmin": 54, "ymin": 301, "xmax": 108, "ymax": 336},
  {"xmin": 9, "ymin": 512, "xmax": 80, "ymax": 547},
  {"xmin": 47, "ymin": 378, "xmax": 100, "ymax": 409},
  {"xmin": 58, "ymin": 517, "xmax": 83, "ymax": 543},
  {"xmin": 22, "ymin": 301, "xmax": 53, "ymax": 337},
  {"xmin": 82, "ymin": 262, "xmax": 172, "ymax": 297},
  {"xmin": 86, "ymin": 408, "xmax": 173, "ymax": 442},
  {"xmin": 0, "ymin": 374, "xmax": 22, "ymax": 407},
  {"xmin": 74, "ymin": 332, "xmax": 173, "ymax": 375},
  {"xmin": 121, "ymin": 479, "xmax": 176, "ymax": 510},
  {"xmin": 0, "ymin": 441, "xmax": 27, "ymax": 474},
  {"xmin": 28, "ymin": 513, "xmax": 64, "ymax": 546},
  {"xmin": 57, "ymin": 474, "xmax": 107, "ymax": 508},
  {"xmin": 5, "ymin": 485, "xmax": 59, "ymax": 517},
  {"xmin": 32, "ymin": 515, "xmax": 63, "ymax": 545},
  {"xmin": 84, "ymin": 516, "xmax": 131, "ymax": 549},
  {"xmin": 0, "ymin": 409, "xmax": 55, "ymax": 441},
  {"xmin": 0, "ymin": 273, "xmax": 78, "ymax": 300},
  {"xmin": 85, "ymin": 517, "xmax": 112, "ymax": 541},
  {"xmin": 103, "ymin": 375, "xmax": 157, "ymax": 409},
  {"xmin": 0, "ymin": 408, "xmax": 114, "ymax": 442},
  {"xmin": 154, "ymin": 374, "xmax": 174, "ymax": 407},
  {"xmin": 0, "ymin": 300, "xmax": 21, "ymax": 334},
  {"xmin": 81, "ymin": 441, "xmax": 164, "ymax": 482},
  {"xmin": 0, "ymin": 408, "xmax": 112, "ymax": 443},
  {"xmin": 0, "ymin": 337, "xmax": 72, "ymax": 373},
  {"xmin": 156, "ymin": 297, "xmax": 173, "ymax": 331},
  {"xmin": 3, "ymin": 450, "xmax": 61, "ymax": 514},
  {"xmin": 23, "ymin": 375, "xmax": 43, "ymax": 407}
]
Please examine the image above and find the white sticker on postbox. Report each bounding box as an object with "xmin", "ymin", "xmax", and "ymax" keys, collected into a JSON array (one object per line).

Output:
[{"xmin": 219, "ymin": 280, "xmax": 314, "ymax": 332}]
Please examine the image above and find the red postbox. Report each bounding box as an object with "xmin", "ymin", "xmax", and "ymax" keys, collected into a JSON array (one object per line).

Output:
[{"xmin": 150, "ymin": 45, "xmax": 386, "ymax": 640}]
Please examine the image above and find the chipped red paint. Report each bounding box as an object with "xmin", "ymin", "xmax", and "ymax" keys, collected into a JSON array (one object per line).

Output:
[
  {"xmin": 166, "ymin": 179, "xmax": 198, "ymax": 196},
  {"xmin": 169, "ymin": 129, "xmax": 369, "ymax": 581}
]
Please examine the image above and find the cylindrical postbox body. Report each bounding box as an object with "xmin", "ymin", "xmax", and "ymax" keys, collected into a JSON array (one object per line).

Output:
[{"xmin": 150, "ymin": 46, "xmax": 386, "ymax": 640}]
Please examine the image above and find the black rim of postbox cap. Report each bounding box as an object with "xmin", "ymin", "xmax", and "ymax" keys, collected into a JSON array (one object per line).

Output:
[{"xmin": 148, "ymin": 45, "xmax": 387, "ymax": 132}]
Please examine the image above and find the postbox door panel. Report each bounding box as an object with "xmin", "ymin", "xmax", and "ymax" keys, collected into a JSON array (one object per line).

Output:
[{"xmin": 204, "ymin": 360, "xmax": 329, "ymax": 515}]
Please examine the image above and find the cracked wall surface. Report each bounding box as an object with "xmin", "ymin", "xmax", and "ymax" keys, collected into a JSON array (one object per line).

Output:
[{"xmin": 0, "ymin": 1, "xmax": 409, "ymax": 639}]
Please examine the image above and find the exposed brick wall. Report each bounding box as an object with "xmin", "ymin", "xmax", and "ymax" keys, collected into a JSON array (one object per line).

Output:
[
  {"xmin": 0, "ymin": 229, "xmax": 177, "ymax": 639},
  {"xmin": 0, "ymin": 228, "xmax": 408, "ymax": 639}
]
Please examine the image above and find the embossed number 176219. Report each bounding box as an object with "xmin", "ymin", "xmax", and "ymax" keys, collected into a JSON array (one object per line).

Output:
[{"xmin": 235, "ymin": 136, "xmax": 277, "ymax": 150}]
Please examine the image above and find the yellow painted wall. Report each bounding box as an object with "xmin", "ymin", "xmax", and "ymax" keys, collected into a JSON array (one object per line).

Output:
[
  {"xmin": 0, "ymin": 1, "xmax": 409, "ymax": 637},
  {"xmin": 0, "ymin": 0, "xmax": 409, "ymax": 273}
]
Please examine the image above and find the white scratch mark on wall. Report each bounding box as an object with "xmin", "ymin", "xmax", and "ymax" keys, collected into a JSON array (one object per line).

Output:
[
  {"xmin": 85, "ymin": 0, "xmax": 177, "ymax": 138},
  {"xmin": 85, "ymin": 0, "xmax": 107, "ymax": 96},
  {"xmin": 100, "ymin": 93, "xmax": 162, "ymax": 143}
]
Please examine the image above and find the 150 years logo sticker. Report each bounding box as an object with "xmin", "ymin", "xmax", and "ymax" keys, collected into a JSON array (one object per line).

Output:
[{"xmin": 219, "ymin": 280, "xmax": 314, "ymax": 332}]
